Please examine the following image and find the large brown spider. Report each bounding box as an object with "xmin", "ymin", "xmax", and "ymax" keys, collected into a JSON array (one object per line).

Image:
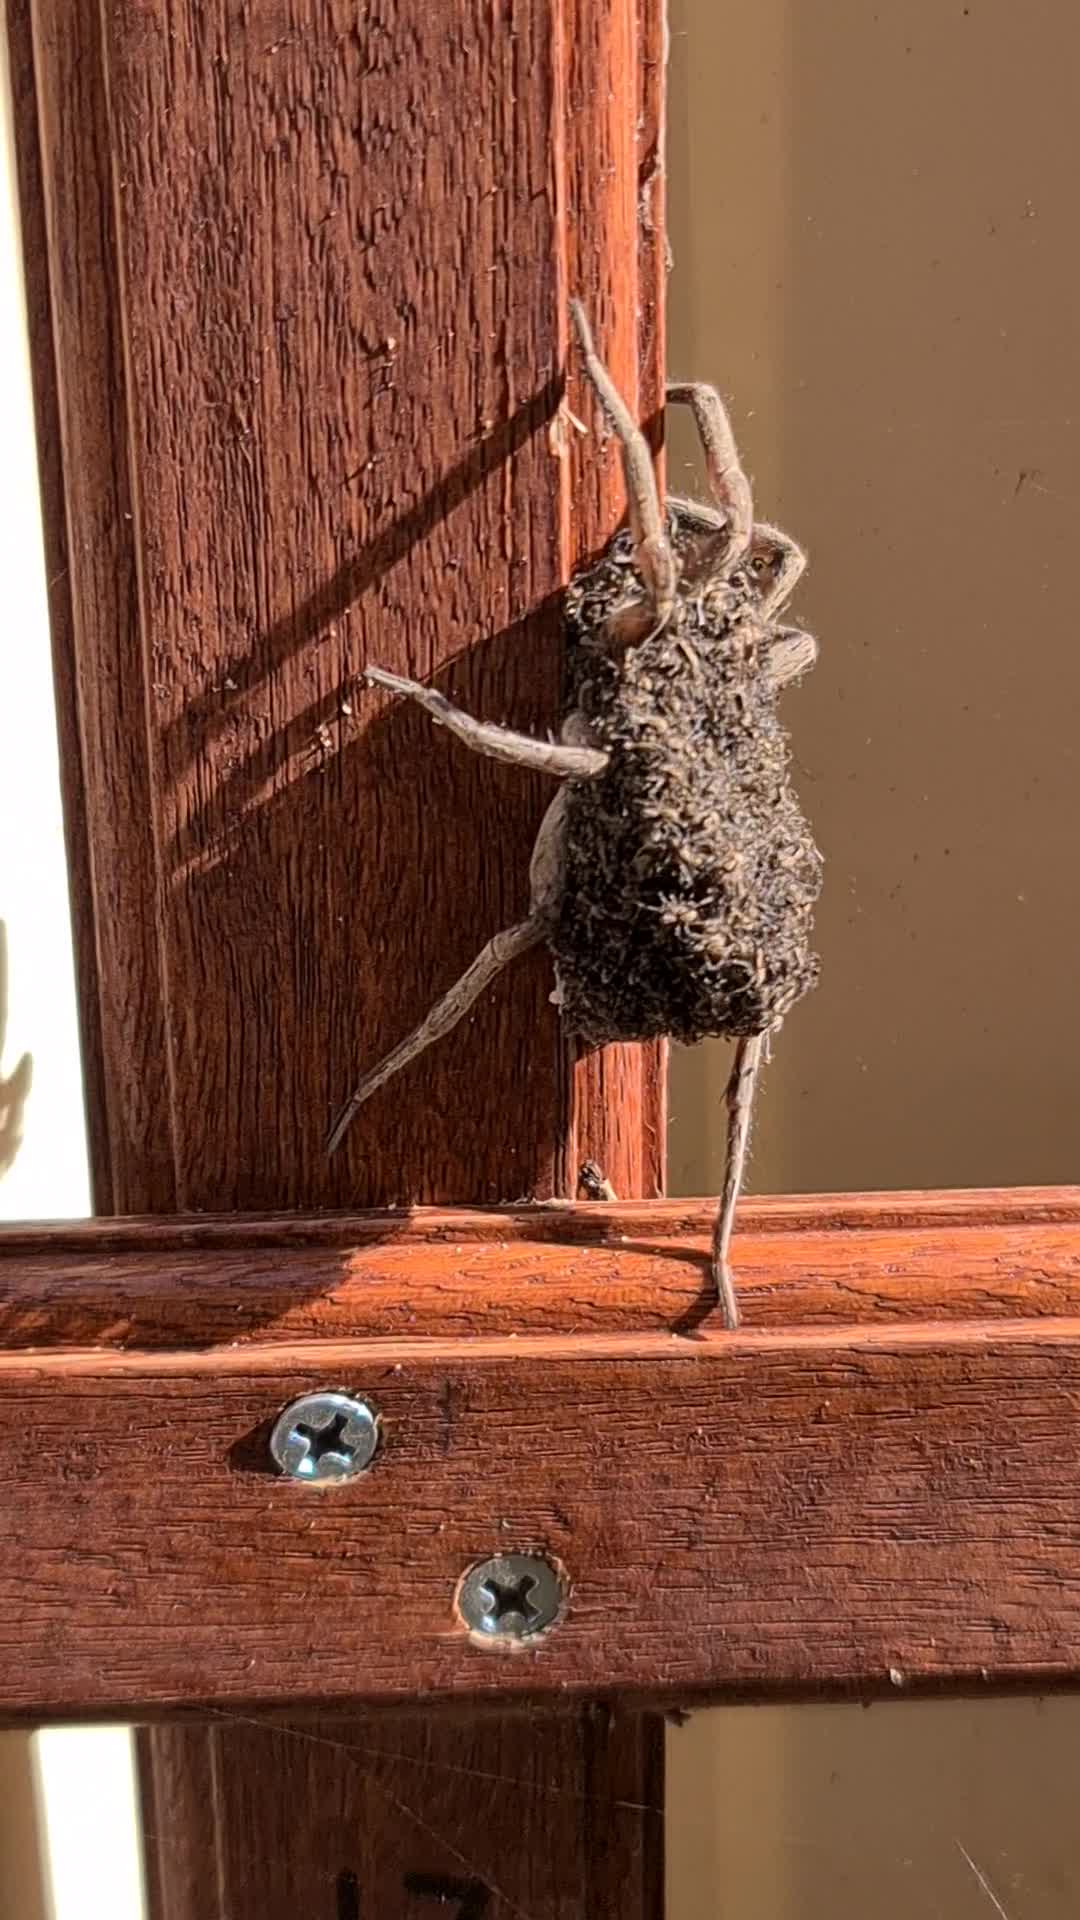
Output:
[{"xmin": 328, "ymin": 303, "xmax": 822, "ymax": 1327}]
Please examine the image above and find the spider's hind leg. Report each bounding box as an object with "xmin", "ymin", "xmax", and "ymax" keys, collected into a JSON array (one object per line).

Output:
[
  {"xmin": 711, "ymin": 1033, "xmax": 766, "ymax": 1329},
  {"xmin": 325, "ymin": 916, "xmax": 544, "ymax": 1154},
  {"xmin": 326, "ymin": 789, "xmax": 570, "ymax": 1155}
]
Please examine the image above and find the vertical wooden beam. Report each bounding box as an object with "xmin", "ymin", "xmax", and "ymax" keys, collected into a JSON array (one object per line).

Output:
[
  {"xmin": 566, "ymin": 0, "xmax": 668, "ymax": 1197},
  {"xmin": 12, "ymin": 0, "xmax": 666, "ymax": 1911}
]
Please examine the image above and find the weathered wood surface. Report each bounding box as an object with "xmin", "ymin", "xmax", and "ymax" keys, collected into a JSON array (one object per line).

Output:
[
  {"xmin": 12, "ymin": 0, "xmax": 668, "ymax": 1909},
  {"xmin": 3, "ymin": 1188, "xmax": 1079, "ymax": 1347},
  {"xmin": 138, "ymin": 1712, "xmax": 661, "ymax": 1920},
  {"xmin": 139, "ymin": 1708, "xmax": 662, "ymax": 1920},
  {"xmin": 20, "ymin": 0, "xmax": 666, "ymax": 1217},
  {"xmin": 1, "ymin": 1188, "xmax": 1079, "ymax": 1722}
]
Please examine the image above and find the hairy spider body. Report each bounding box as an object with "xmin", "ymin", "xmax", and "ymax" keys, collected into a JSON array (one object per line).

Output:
[
  {"xmin": 554, "ymin": 510, "xmax": 821, "ymax": 1047},
  {"xmin": 327, "ymin": 304, "xmax": 822, "ymax": 1328}
]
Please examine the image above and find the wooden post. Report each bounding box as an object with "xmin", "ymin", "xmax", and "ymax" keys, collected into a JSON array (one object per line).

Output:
[{"xmin": 9, "ymin": 0, "xmax": 666, "ymax": 1910}]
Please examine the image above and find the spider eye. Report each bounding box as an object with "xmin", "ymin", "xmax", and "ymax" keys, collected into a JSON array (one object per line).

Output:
[{"xmin": 750, "ymin": 554, "xmax": 769, "ymax": 576}]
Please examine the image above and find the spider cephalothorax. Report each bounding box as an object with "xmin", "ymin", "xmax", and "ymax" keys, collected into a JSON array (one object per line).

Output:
[{"xmin": 328, "ymin": 304, "xmax": 822, "ymax": 1327}]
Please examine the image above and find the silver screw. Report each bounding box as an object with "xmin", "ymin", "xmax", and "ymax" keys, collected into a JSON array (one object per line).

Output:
[
  {"xmin": 269, "ymin": 1391, "xmax": 379, "ymax": 1482},
  {"xmin": 456, "ymin": 1553, "xmax": 566, "ymax": 1641}
]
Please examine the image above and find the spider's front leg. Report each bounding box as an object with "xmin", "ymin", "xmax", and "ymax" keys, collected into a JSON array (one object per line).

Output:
[
  {"xmin": 569, "ymin": 301, "xmax": 677, "ymax": 633},
  {"xmin": 666, "ymin": 380, "xmax": 754, "ymax": 577}
]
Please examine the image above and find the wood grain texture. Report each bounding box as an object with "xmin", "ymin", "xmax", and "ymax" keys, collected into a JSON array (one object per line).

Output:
[
  {"xmin": 24, "ymin": 0, "xmax": 666, "ymax": 1218},
  {"xmin": 7, "ymin": 1261, "xmax": 1080, "ymax": 1718},
  {"xmin": 7, "ymin": 0, "xmax": 159, "ymax": 1208},
  {"xmin": 17, "ymin": 0, "xmax": 668, "ymax": 1910},
  {"xmin": 140, "ymin": 1708, "xmax": 661, "ymax": 1920},
  {"xmin": 3, "ymin": 1188, "xmax": 1080, "ymax": 1348},
  {"xmin": 562, "ymin": 0, "xmax": 667, "ymax": 1197},
  {"xmin": 2, "ymin": 1189, "xmax": 1080, "ymax": 1725}
]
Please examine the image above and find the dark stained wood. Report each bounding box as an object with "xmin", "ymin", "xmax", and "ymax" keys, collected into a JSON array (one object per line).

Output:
[
  {"xmin": 2, "ymin": 1188, "xmax": 1080, "ymax": 1348},
  {"xmin": 1, "ymin": 1188, "xmax": 1080, "ymax": 1723},
  {"xmin": 140, "ymin": 1708, "xmax": 661, "ymax": 1920},
  {"xmin": 5, "ymin": 0, "xmax": 148, "ymax": 1208},
  {"xmin": 15, "ymin": 0, "xmax": 668, "ymax": 1911},
  {"xmin": 24, "ymin": 0, "xmax": 668, "ymax": 1219},
  {"xmin": 4, "ymin": 1282, "xmax": 1080, "ymax": 1719}
]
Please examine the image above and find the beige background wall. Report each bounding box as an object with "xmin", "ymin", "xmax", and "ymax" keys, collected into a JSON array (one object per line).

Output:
[
  {"xmin": 666, "ymin": 0, "xmax": 1080, "ymax": 1198},
  {"xmin": 665, "ymin": 2, "xmax": 1080, "ymax": 1913}
]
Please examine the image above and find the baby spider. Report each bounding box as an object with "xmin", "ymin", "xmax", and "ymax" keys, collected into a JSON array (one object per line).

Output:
[{"xmin": 328, "ymin": 303, "xmax": 822, "ymax": 1327}]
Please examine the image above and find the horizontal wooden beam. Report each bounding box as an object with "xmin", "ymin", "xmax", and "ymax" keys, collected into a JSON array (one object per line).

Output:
[
  {"xmin": 1, "ymin": 1186, "xmax": 1079, "ymax": 1722},
  {"xmin": 2, "ymin": 1187, "xmax": 1079, "ymax": 1344}
]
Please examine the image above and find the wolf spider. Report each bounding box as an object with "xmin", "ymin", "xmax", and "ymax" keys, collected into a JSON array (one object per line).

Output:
[{"xmin": 328, "ymin": 303, "xmax": 821, "ymax": 1328}]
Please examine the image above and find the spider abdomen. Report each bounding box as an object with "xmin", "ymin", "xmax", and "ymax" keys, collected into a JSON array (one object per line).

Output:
[{"xmin": 552, "ymin": 550, "xmax": 822, "ymax": 1047}]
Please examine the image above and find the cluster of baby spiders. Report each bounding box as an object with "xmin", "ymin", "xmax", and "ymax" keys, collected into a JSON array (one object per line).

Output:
[{"xmin": 328, "ymin": 303, "xmax": 821, "ymax": 1328}]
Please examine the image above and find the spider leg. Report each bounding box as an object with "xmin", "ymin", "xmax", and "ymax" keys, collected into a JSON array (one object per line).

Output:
[
  {"xmin": 527, "ymin": 784, "xmax": 569, "ymax": 912},
  {"xmin": 659, "ymin": 495, "xmax": 730, "ymax": 591},
  {"xmin": 711, "ymin": 1032, "xmax": 766, "ymax": 1328},
  {"xmin": 365, "ymin": 667, "xmax": 608, "ymax": 779},
  {"xmin": 327, "ymin": 789, "xmax": 569, "ymax": 1155},
  {"xmin": 751, "ymin": 523, "xmax": 807, "ymax": 618},
  {"xmin": 326, "ymin": 914, "xmax": 544, "ymax": 1153},
  {"xmin": 763, "ymin": 625, "xmax": 818, "ymax": 690},
  {"xmin": 666, "ymin": 381, "xmax": 753, "ymax": 577},
  {"xmin": 569, "ymin": 300, "xmax": 677, "ymax": 631}
]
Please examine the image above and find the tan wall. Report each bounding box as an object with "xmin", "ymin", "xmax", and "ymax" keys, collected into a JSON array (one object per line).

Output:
[
  {"xmin": 667, "ymin": 1696, "xmax": 1080, "ymax": 1919},
  {"xmin": 665, "ymin": 1, "xmax": 1080, "ymax": 1912},
  {"xmin": 666, "ymin": 0, "xmax": 1080, "ymax": 1199}
]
